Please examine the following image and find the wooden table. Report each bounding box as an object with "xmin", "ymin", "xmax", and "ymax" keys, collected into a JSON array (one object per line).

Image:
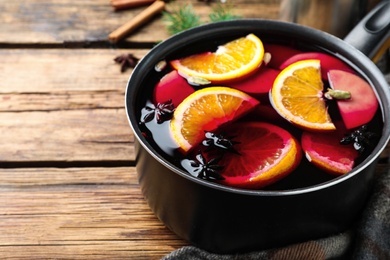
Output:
[{"xmin": 0, "ymin": 0, "xmax": 388, "ymax": 259}]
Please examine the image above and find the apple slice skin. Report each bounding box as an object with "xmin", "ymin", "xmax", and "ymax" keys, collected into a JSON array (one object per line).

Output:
[
  {"xmin": 279, "ymin": 52, "xmax": 355, "ymax": 79},
  {"xmin": 228, "ymin": 66, "xmax": 279, "ymax": 99},
  {"xmin": 263, "ymin": 44, "xmax": 302, "ymax": 69},
  {"xmin": 328, "ymin": 70, "xmax": 378, "ymax": 129},
  {"xmin": 153, "ymin": 70, "xmax": 195, "ymax": 107}
]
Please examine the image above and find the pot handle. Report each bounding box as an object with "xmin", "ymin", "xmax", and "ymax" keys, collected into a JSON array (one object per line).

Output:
[{"xmin": 344, "ymin": 0, "xmax": 390, "ymax": 62}]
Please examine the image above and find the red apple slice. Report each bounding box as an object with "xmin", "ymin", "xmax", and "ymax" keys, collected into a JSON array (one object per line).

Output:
[
  {"xmin": 328, "ymin": 70, "xmax": 378, "ymax": 129},
  {"xmin": 153, "ymin": 70, "xmax": 195, "ymax": 107},
  {"xmin": 228, "ymin": 66, "xmax": 279, "ymax": 99},
  {"xmin": 263, "ymin": 44, "xmax": 302, "ymax": 69},
  {"xmin": 279, "ymin": 52, "xmax": 355, "ymax": 79}
]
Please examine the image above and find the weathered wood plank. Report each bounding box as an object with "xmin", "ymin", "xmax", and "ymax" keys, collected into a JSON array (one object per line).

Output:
[
  {"xmin": 0, "ymin": 91, "xmax": 126, "ymax": 112},
  {"xmin": 0, "ymin": 49, "xmax": 142, "ymax": 163},
  {"xmin": 0, "ymin": 243, "xmax": 184, "ymax": 260},
  {"xmin": 0, "ymin": 49, "xmax": 148, "ymax": 93},
  {"xmin": 0, "ymin": 166, "xmax": 136, "ymax": 186},
  {"xmin": 0, "ymin": 167, "xmax": 188, "ymax": 259},
  {"xmin": 0, "ymin": 0, "xmax": 281, "ymax": 45},
  {"xmin": 0, "ymin": 109, "xmax": 134, "ymax": 162}
]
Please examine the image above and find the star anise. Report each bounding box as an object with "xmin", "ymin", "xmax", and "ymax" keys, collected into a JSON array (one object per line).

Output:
[
  {"xmin": 186, "ymin": 152, "xmax": 225, "ymax": 181},
  {"xmin": 340, "ymin": 125, "xmax": 379, "ymax": 154},
  {"xmin": 140, "ymin": 100, "xmax": 175, "ymax": 124},
  {"xmin": 114, "ymin": 53, "xmax": 139, "ymax": 73},
  {"xmin": 202, "ymin": 131, "xmax": 240, "ymax": 154}
]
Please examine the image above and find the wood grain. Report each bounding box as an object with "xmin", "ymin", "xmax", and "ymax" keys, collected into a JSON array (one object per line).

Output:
[
  {"xmin": 0, "ymin": 0, "xmax": 281, "ymax": 45},
  {"xmin": 0, "ymin": 109, "xmax": 134, "ymax": 162},
  {"xmin": 0, "ymin": 49, "xmax": 141, "ymax": 163},
  {"xmin": 0, "ymin": 91, "xmax": 126, "ymax": 112},
  {"xmin": 0, "ymin": 49, "xmax": 148, "ymax": 93},
  {"xmin": 0, "ymin": 167, "xmax": 188, "ymax": 259},
  {"xmin": 0, "ymin": 38, "xmax": 187, "ymax": 257}
]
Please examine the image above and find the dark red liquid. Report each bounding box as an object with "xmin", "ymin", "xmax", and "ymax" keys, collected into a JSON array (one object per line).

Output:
[{"xmin": 136, "ymin": 38, "xmax": 383, "ymax": 191}]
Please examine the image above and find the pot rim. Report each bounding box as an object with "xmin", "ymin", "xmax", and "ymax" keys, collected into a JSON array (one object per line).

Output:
[{"xmin": 125, "ymin": 19, "xmax": 390, "ymax": 197}]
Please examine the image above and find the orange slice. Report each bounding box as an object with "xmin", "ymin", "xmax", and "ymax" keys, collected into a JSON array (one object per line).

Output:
[
  {"xmin": 170, "ymin": 34, "xmax": 264, "ymax": 82},
  {"xmin": 170, "ymin": 86, "xmax": 259, "ymax": 152},
  {"xmin": 218, "ymin": 122, "xmax": 301, "ymax": 189},
  {"xmin": 270, "ymin": 59, "xmax": 336, "ymax": 131}
]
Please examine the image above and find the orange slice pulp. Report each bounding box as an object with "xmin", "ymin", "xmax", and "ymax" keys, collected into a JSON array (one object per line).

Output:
[
  {"xmin": 218, "ymin": 122, "xmax": 302, "ymax": 189},
  {"xmin": 170, "ymin": 87, "xmax": 259, "ymax": 152},
  {"xmin": 170, "ymin": 34, "xmax": 264, "ymax": 82},
  {"xmin": 270, "ymin": 59, "xmax": 336, "ymax": 131}
]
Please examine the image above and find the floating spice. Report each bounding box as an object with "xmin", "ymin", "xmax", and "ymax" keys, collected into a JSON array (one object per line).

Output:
[
  {"xmin": 324, "ymin": 88, "xmax": 351, "ymax": 100},
  {"xmin": 202, "ymin": 131, "xmax": 240, "ymax": 154},
  {"xmin": 140, "ymin": 100, "xmax": 175, "ymax": 124},
  {"xmin": 155, "ymin": 60, "xmax": 167, "ymax": 72},
  {"xmin": 182, "ymin": 152, "xmax": 225, "ymax": 180},
  {"xmin": 340, "ymin": 125, "xmax": 379, "ymax": 154},
  {"xmin": 186, "ymin": 76, "xmax": 211, "ymax": 86}
]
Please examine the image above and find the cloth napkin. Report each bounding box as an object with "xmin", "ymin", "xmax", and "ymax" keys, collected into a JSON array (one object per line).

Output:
[{"xmin": 163, "ymin": 55, "xmax": 390, "ymax": 260}]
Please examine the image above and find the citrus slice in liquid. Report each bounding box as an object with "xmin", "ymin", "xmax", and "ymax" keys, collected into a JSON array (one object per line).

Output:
[
  {"xmin": 270, "ymin": 59, "xmax": 335, "ymax": 131},
  {"xmin": 218, "ymin": 122, "xmax": 301, "ymax": 189},
  {"xmin": 170, "ymin": 34, "xmax": 264, "ymax": 82},
  {"xmin": 170, "ymin": 87, "xmax": 259, "ymax": 152},
  {"xmin": 301, "ymin": 129, "xmax": 359, "ymax": 175}
]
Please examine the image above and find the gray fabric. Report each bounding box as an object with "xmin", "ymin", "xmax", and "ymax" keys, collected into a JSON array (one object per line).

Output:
[{"xmin": 162, "ymin": 232, "xmax": 353, "ymax": 259}]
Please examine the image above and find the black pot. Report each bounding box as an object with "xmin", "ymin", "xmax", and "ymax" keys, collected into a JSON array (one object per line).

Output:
[{"xmin": 125, "ymin": 1, "xmax": 390, "ymax": 254}]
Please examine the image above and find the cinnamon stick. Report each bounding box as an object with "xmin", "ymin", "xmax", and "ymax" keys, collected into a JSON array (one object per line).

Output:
[
  {"xmin": 110, "ymin": 0, "xmax": 156, "ymax": 11},
  {"xmin": 108, "ymin": 0, "xmax": 165, "ymax": 43}
]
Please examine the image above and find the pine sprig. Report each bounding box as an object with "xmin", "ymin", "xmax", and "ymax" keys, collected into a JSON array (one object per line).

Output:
[
  {"xmin": 163, "ymin": 3, "xmax": 241, "ymax": 35},
  {"xmin": 162, "ymin": 5, "xmax": 201, "ymax": 35},
  {"xmin": 209, "ymin": 4, "xmax": 241, "ymax": 22}
]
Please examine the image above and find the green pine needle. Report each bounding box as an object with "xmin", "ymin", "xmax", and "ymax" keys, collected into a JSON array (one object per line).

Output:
[
  {"xmin": 209, "ymin": 4, "xmax": 241, "ymax": 22},
  {"xmin": 163, "ymin": 4, "xmax": 241, "ymax": 35},
  {"xmin": 162, "ymin": 5, "xmax": 202, "ymax": 35}
]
